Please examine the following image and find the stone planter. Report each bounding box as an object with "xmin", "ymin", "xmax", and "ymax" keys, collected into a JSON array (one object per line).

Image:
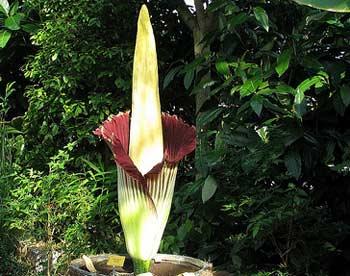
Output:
[{"xmin": 68, "ymin": 253, "xmax": 213, "ymax": 276}]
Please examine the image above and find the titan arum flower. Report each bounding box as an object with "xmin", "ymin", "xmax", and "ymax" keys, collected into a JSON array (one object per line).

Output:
[{"xmin": 94, "ymin": 5, "xmax": 196, "ymax": 275}]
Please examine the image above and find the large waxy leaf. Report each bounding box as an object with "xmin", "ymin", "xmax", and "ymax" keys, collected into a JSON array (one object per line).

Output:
[
  {"xmin": 292, "ymin": 0, "xmax": 350, "ymax": 12},
  {"xmin": 129, "ymin": 5, "xmax": 163, "ymax": 176}
]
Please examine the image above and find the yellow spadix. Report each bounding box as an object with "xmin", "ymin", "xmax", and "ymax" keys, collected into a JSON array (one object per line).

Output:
[{"xmin": 129, "ymin": 5, "xmax": 163, "ymax": 176}]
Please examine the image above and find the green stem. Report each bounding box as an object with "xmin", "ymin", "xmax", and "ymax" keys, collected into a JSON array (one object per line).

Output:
[{"xmin": 132, "ymin": 258, "xmax": 151, "ymax": 274}]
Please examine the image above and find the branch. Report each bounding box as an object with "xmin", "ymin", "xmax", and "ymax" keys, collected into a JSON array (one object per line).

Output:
[
  {"xmin": 177, "ymin": 1, "xmax": 197, "ymax": 31},
  {"xmin": 194, "ymin": 0, "xmax": 206, "ymax": 29}
]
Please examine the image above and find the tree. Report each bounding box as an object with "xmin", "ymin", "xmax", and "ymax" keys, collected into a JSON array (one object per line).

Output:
[{"xmin": 292, "ymin": 0, "xmax": 350, "ymax": 12}]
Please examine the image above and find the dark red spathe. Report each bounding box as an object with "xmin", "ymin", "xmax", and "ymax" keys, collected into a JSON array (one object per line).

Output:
[{"xmin": 93, "ymin": 112, "xmax": 196, "ymax": 184}]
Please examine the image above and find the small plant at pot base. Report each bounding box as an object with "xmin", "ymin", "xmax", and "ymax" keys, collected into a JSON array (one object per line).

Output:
[{"xmin": 94, "ymin": 5, "xmax": 196, "ymax": 275}]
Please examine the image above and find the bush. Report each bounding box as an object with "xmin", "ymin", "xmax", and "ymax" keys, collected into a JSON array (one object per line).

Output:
[{"xmin": 2, "ymin": 143, "xmax": 123, "ymax": 273}]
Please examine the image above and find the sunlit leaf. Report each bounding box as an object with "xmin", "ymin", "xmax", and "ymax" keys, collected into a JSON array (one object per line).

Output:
[
  {"xmin": 253, "ymin": 7, "xmax": 269, "ymax": 32},
  {"xmin": 5, "ymin": 14, "xmax": 21, "ymax": 30},
  {"xmin": 294, "ymin": 89, "xmax": 304, "ymax": 105},
  {"xmin": 9, "ymin": 1, "xmax": 18, "ymax": 16},
  {"xmin": 0, "ymin": 30, "xmax": 11, "ymax": 48},
  {"xmin": 0, "ymin": 0, "xmax": 9, "ymax": 15},
  {"xmin": 292, "ymin": 0, "xmax": 350, "ymax": 12},
  {"xmin": 276, "ymin": 48, "xmax": 292, "ymax": 77},
  {"xmin": 215, "ymin": 61, "xmax": 230, "ymax": 76}
]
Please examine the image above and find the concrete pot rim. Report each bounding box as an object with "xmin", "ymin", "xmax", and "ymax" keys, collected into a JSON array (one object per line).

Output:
[{"xmin": 69, "ymin": 253, "xmax": 213, "ymax": 276}]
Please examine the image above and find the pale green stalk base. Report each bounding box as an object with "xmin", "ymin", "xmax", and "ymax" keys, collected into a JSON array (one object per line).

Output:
[{"xmin": 133, "ymin": 258, "xmax": 151, "ymax": 274}]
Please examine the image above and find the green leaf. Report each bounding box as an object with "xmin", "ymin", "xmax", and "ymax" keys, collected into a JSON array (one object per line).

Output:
[
  {"xmin": 207, "ymin": 0, "xmax": 229, "ymax": 12},
  {"xmin": 340, "ymin": 85, "xmax": 350, "ymax": 107},
  {"xmin": 0, "ymin": 0, "xmax": 9, "ymax": 15},
  {"xmin": 5, "ymin": 14, "xmax": 21, "ymax": 30},
  {"xmin": 231, "ymin": 255, "xmax": 242, "ymax": 268},
  {"xmin": 202, "ymin": 175, "xmax": 218, "ymax": 203},
  {"xmin": 0, "ymin": 30, "xmax": 11, "ymax": 48},
  {"xmin": 292, "ymin": 0, "xmax": 350, "ymax": 12},
  {"xmin": 250, "ymin": 95, "xmax": 263, "ymax": 116},
  {"xmin": 275, "ymin": 84, "xmax": 296, "ymax": 95},
  {"xmin": 295, "ymin": 100, "xmax": 307, "ymax": 118},
  {"xmin": 284, "ymin": 150, "xmax": 302, "ymax": 179},
  {"xmin": 177, "ymin": 219, "xmax": 193, "ymax": 240},
  {"xmin": 240, "ymin": 78, "xmax": 263, "ymax": 97},
  {"xmin": 333, "ymin": 92, "xmax": 346, "ymax": 116},
  {"xmin": 252, "ymin": 224, "xmax": 260, "ymax": 238},
  {"xmin": 294, "ymin": 75, "xmax": 325, "ymax": 104},
  {"xmin": 256, "ymin": 126, "xmax": 269, "ymax": 143},
  {"xmin": 215, "ymin": 61, "xmax": 230, "ymax": 76},
  {"xmin": 301, "ymin": 56, "xmax": 324, "ymax": 70},
  {"xmin": 163, "ymin": 66, "xmax": 181, "ymax": 89},
  {"xmin": 184, "ymin": 69, "xmax": 194, "ymax": 90},
  {"xmin": 227, "ymin": 13, "xmax": 249, "ymax": 28},
  {"xmin": 275, "ymin": 48, "xmax": 292, "ymax": 77},
  {"xmin": 197, "ymin": 108, "xmax": 223, "ymax": 128},
  {"xmin": 294, "ymin": 89, "xmax": 304, "ymax": 105},
  {"xmin": 9, "ymin": 1, "xmax": 18, "ymax": 16},
  {"xmin": 253, "ymin": 7, "xmax": 269, "ymax": 32},
  {"xmin": 21, "ymin": 23, "xmax": 40, "ymax": 34}
]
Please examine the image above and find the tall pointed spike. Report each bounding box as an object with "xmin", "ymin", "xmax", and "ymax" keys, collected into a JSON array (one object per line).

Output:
[{"xmin": 129, "ymin": 5, "xmax": 163, "ymax": 176}]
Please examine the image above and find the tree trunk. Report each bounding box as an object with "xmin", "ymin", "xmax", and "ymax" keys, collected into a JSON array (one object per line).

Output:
[{"xmin": 178, "ymin": 0, "xmax": 216, "ymax": 179}]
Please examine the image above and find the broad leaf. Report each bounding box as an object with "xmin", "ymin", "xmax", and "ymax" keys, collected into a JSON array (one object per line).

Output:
[
  {"xmin": 250, "ymin": 95, "xmax": 263, "ymax": 116},
  {"xmin": 163, "ymin": 66, "xmax": 181, "ymax": 89},
  {"xmin": 294, "ymin": 75, "xmax": 326, "ymax": 104},
  {"xmin": 276, "ymin": 48, "xmax": 292, "ymax": 77},
  {"xmin": 184, "ymin": 69, "xmax": 194, "ymax": 89},
  {"xmin": 215, "ymin": 61, "xmax": 230, "ymax": 76},
  {"xmin": 340, "ymin": 85, "xmax": 350, "ymax": 107},
  {"xmin": 9, "ymin": 1, "xmax": 18, "ymax": 16},
  {"xmin": 0, "ymin": 30, "xmax": 11, "ymax": 48},
  {"xmin": 0, "ymin": 0, "xmax": 9, "ymax": 15},
  {"xmin": 294, "ymin": 89, "xmax": 304, "ymax": 105},
  {"xmin": 292, "ymin": 0, "xmax": 350, "ymax": 12},
  {"xmin": 333, "ymin": 92, "xmax": 346, "ymax": 116},
  {"xmin": 5, "ymin": 14, "xmax": 21, "ymax": 30},
  {"xmin": 21, "ymin": 23, "xmax": 40, "ymax": 34},
  {"xmin": 202, "ymin": 175, "xmax": 218, "ymax": 203},
  {"xmin": 253, "ymin": 7, "xmax": 269, "ymax": 32},
  {"xmin": 197, "ymin": 108, "xmax": 223, "ymax": 127},
  {"xmin": 284, "ymin": 150, "xmax": 302, "ymax": 179}
]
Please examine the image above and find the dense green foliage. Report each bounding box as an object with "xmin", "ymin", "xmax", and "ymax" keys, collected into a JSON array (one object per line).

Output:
[{"xmin": 1, "ymin": 0, "xmax": 350, "ymax": 275}]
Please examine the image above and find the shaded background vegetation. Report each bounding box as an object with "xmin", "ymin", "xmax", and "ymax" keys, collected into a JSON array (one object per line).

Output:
[{"xmin": 1, "ymin": 0, "xmax": 350, "ymax": 275}]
